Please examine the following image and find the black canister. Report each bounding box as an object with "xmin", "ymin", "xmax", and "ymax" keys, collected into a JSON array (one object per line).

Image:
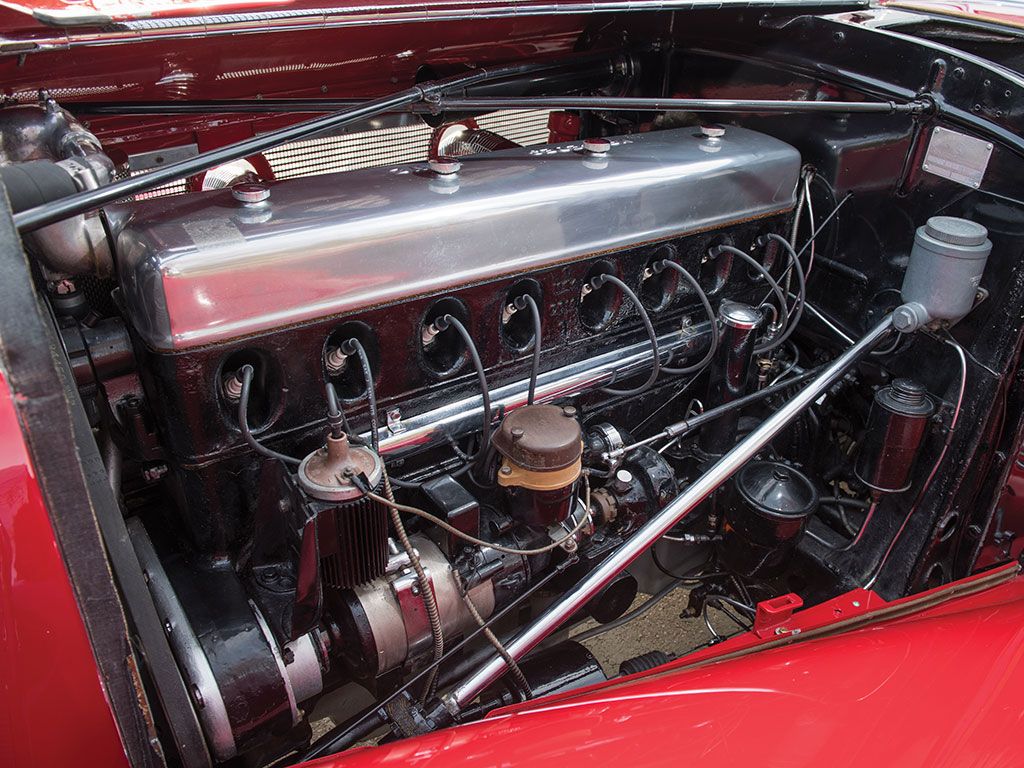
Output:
[
  {"xmin": 855, "ymin": 379, "xmax": 934, "ymax": 497},
  {"xmin": 719, "ymin": 460, "xmax": 819, "ymax": 577}
]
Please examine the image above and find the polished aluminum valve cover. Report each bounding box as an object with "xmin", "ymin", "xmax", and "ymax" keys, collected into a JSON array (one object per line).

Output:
[{"xmin": 115, "ymin": 126, "xmax": 800, "ymax": 350}]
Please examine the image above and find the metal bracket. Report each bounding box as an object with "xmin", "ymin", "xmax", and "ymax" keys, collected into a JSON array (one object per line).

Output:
[
  {"xmin": 391, "ymin": 565, "xmax": 436, "ymax": 660},
  {"xmin": 752, "ymin": 592, "xmax": 804, "ymax": 638}
]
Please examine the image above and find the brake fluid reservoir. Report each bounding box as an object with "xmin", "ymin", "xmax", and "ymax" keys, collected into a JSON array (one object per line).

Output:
[{"xmin": 901, "ymin": 216, "xmax": 991, "ymax": 324}]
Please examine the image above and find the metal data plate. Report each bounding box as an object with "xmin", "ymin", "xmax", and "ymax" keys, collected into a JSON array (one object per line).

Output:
[{"xmin": 922, "ymin": 126, "xmax": 992, "ymax": 189}]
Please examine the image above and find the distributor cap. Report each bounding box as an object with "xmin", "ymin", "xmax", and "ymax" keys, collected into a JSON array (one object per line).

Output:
[{"xmin": 298, "ymin": 433, "xmax": 382, "ymax": 502}]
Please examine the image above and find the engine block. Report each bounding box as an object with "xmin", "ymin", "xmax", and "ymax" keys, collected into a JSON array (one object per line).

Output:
[{"xmin": 113, "ymin": 126, "xmax": 799, "ymax": 553}]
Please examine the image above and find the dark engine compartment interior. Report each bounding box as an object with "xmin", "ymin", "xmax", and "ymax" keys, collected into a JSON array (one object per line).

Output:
[{"xmin": 4, "ymin": 5, "xmax": 1024, "ymax": 766}]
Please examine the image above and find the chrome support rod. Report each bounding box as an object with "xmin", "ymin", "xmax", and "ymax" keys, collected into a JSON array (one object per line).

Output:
[
  {"xmin": 444, "ymin": 313, "xmax": 896, "ymax": 713},
  {"xmin": 436, "ymin": 96, "xmax": 927, "ymax": 115},
  {"xmin": 70, "ymin": 96, "xmax": 923, "ymax": 117}
]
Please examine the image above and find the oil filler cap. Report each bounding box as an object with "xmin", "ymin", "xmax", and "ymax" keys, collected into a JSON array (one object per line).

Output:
[
  {"xmin": 231, "ymin": 181, "xmax": 270, "ymax": 204},
  {"xmin": 924, "ymin": 216, "xmax": 988, "ymax": 247},
  {"xmin": 493, "ymin": 404, "xmax": 583, "ymax": 472},
  {"xmin": 736, "ymin": 461, "xmax": 818, "ymax": 519}
]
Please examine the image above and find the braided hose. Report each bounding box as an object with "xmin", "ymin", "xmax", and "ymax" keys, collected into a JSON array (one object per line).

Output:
[
  {"xmin": 461, "ymin": 590, "xmax": 532, "ymax": 698},
  {"xmin": 381, "ymin": 469, "xmax": 445, "ymax": 703}
]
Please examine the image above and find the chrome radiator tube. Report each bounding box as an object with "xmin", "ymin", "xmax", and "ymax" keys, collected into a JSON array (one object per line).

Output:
[
  {"xmin": 444, "ymin": 313, "xmax": 896, "ymax": 713},
  {"xmin": 365, "ymin": 324, "xmax": 709, "ymax": 460}
]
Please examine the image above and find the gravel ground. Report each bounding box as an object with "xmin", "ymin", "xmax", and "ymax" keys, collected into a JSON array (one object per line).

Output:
[{"xmin": 570, "ymin": 587, "xmax": 712, "ymax": 673}]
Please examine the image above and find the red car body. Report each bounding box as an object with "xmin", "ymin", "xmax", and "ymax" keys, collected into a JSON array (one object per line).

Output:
[
  {"xmin": 2, "ymin": 0, "xmax": 1024, "ymax": 766},
  {"xmin": 5, "ymin": 356, "xmax": 1024, "ymax": 767}
]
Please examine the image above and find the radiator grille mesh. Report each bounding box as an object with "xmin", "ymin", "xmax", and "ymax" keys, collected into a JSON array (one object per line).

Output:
[{"xmin": 130, "ymin": 109, "xmax": 551, "ymax": 198}]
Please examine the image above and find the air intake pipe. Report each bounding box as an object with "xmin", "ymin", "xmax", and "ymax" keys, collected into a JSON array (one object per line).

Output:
[{"xmin": 0, "ymin": 96, "xmax": 115, "ymax": 275}]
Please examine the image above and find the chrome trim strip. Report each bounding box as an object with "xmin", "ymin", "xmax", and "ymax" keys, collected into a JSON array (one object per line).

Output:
[
  {"xmin": 369, "ymin": 325, "xmax": 708, "ymax": 460},
  {"xmin": 6, "ymin": 0, "xmax": 867, "ymax": 51}
]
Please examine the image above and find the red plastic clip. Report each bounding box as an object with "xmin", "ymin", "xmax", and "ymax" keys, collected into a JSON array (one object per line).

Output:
[{"xmin": 753, "ymin": 593, "xmax": 804, "ymax": 638}]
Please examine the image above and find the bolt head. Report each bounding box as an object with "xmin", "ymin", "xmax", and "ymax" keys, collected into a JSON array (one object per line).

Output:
[
  {"xmin": 700, "ymin": 124, "xmax": 726, "ymax": 139},
  {"xmin": 231, "ymin": 181, "xmax": 270, "ymax": 204},
  {"xmin": 428, "ymin": 156, "xmax": 461, "ymax": 175},
  {"xmin": 582, "ymin": 137, "xmax": 611, "ymax": 155}
]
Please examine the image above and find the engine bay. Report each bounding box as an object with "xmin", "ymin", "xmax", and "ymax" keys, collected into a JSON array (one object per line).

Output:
[{"xmin": 3, "ymin": 7, "xmax": 1024, "ymax": 765}]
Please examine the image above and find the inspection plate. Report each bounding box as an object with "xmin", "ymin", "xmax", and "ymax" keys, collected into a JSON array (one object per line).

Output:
[{"xmin": 922, "ymin": 126, "xmax": 992, "ymax": 189}]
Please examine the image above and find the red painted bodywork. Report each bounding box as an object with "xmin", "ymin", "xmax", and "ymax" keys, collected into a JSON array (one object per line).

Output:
[
  {"xmin": 884, "ymin": 0, "xmax": 1024, "ymax": 29},
  {"xmin": 0, "ymin": 370, "xmax": 129, "ymax": 768},
  {"xmin": 977, "ymin": 451, "xmax": 1024, "ymax": 569},
  {"xmin": 313, "ymin": 565, "xmax": 1024, "ymax": 768},
  {"xmin": 2, "ymin": 1, "xmax": 1024, "ymax": 765}
]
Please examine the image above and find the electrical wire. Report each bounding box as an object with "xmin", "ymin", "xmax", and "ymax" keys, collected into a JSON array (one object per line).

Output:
[
  {"xmin": 364, "ymin": 473, "xmax": 591, "ymax": 557},
  {"xmin": 770, "ymin": 231, "xmax": 806, "ymax": 325},
  {"xmin": 343, "ymin": 338, "xmax": 380, "ymax": 453},
  {"xmin": 658, "ymin": 260, "xmax": 719, "ymax": 375},
  {"xmin": 789, "ymin": 170, "xmax": 807, "ymax": 253},
  {"xmin": 864, "ymin": 337, "xmax": 968, "ymax": 589},
  {"xmin": 711, "ymin": 245, "xmax": 787, "ymax": 354},
  {"xmin": 838, "ymin": 499, "xmax": 878, "ymax": 551},
  {"xmin": 775, "ymin": 189, "xmax": 852, "ymax": 296},
  {"xmin": 519, "ymin": 294, "xmax": 542, "ymax": 406},
  {"xmin": 760, "ymin": 233, "xmax": 807, "ymax": 353},
  {"xmin": 300, "ymin": 559, "xmax": 576, "ymax": 761},
  {"xmin": 436, "ymin": 314, "xmax": 492, "ymax": 466},
  {"xmin": 803, "ymin": 172, "xmax": 818, "ymax": 277},
  {"xmin": 768, "ymin": 341, "xmax": 800, "ymax": 386},
  {"xmin": 626, "ymin": 367, "xmax": 822, "ymax": 457},
  {"xmin": 342, "ymin": 343, "xmax": 443, "ymax": 699},
  {"xmin": 379, "ymin": 467, "xmax": 446, "ymax": 703},
  {"xmin": 238, "ymin": 364, "xmax": 301, "ymax": 466},
  {"xmin": 702, "ymin": 604, "xmax": 723, "ymax": 642},
  {"xmin": 573, "ymin": 577, "xmax": 685, "ymax": 642},
  {"xmin": 783, "ymin": 168, "xmax": 810, "ymax": 299},
  {"xmin": 650, "ymin": 545, "xmax": 727, "ymax": 582},
  {"xmin": 707, "ymin": 593, "xmax": 755, "ymax": 617},
  {"xmin": 460, "ymin": 589, "xmax": 531, "ymax": 697},
  {"xmin": 708, "ymin": 600, "xmax": 753, "ymax": 631},
  {"xmin": 595, "ymin": 274, "xmax": 661, "ymax": 396}
]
